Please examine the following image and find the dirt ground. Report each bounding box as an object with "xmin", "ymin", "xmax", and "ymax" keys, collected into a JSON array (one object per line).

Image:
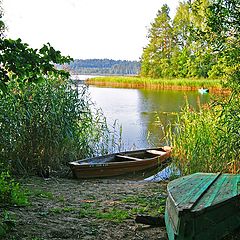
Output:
[
  {"xmin": 4, "ymin": 176, "xmax": 169, "ymax": 240},
  {"xmin": 3, "ymin": 175, "xmax": 240, "ymax": 240}
]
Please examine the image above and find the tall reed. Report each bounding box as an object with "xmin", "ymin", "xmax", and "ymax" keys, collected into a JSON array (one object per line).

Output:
[
  {"xmin": 166, "ymin": 98, "xmax": 239, "ymax": 175},
  {"xmin": 0, "ymin": 78, "xmax": 117, "ymax": 175},
  {"xmin": 87, "ymin": 76, "xmax": 222, "ymax": 89}
]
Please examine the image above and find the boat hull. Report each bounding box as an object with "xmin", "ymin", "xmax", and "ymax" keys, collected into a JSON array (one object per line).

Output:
[
  {"xmin": 165, "ymin": 173, "xmax": 240, "ymax": 240},
  {"xmin": 69, "ymin": 147, "xmax": 171, "ymax": 179}
]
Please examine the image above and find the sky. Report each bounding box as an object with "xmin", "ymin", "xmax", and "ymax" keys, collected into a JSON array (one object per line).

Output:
[{"xmin": 3, "ymin": 0, "xmax": 179, "ymax": 61}]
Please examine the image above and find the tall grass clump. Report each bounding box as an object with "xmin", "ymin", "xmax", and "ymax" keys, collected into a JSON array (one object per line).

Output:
[
  {"xmin": 167, "ymin": 98, "xmax": 239, "ymax": 175},
  {"xmin": 0, "ymin": 78, "xmax": 112, "ymax": 175}
]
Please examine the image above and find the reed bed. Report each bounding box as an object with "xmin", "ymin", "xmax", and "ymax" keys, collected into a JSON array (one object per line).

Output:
[
  {"xmin": 87, "ymin": 76, "xmax": 222, "ymax": 90},
  {"xmin": 0, "ymin": 78, "xmax": 121, "ymax": 175},
  {"xmin": 166, "ymin": 99, "xmax": 239, "ymax": 175}
]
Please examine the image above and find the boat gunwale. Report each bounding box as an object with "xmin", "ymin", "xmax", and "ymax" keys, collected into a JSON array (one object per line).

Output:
[{"xmin": 69, "ymin": 147, "xmax": 170, "ymax": 166}]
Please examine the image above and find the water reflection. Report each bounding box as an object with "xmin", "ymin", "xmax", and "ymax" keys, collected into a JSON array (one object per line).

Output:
[
  {"xmin": 137, "ymin": 89, "xmax": 210, "ymax": 147},
  {"xmin": 88, "ymin": 86, "xmax": 210, "ymax": 150},
  {"xmin": 143, "ymin": 164, "xmax": 181, "ymax": 182}
]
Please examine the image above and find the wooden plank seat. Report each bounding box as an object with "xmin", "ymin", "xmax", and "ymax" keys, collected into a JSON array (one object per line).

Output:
[
  {"xmin": 146, "ymin": 150, "xmax": 166, "ymax": 156},
  {"xmin": 115, "ymin": 155, "xmax": 143, "ymax": 161}
]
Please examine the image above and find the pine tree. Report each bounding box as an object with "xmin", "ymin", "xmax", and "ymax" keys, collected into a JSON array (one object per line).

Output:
[
  {"xmin": 172, "ymin": 1, "xmax": 191, "ymax": 77},
  {"xmin": 141, "ymin": 4, "xmax": 173, "ymax": 78}
]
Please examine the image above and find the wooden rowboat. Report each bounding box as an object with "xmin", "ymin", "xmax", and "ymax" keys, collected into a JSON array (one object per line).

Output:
[
  {"xmin": 69, "ymin": 146, "xmax": 171, "ymax": 179},
  {"xmin": 165, "ymin": 172, "xmax": 240, "ymax": 240}
]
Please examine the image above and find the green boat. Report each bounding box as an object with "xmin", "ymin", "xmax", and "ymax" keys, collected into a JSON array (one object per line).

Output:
[{"xmin": 165, "ymin": 173, "xmax": 240, "ymax": 240}]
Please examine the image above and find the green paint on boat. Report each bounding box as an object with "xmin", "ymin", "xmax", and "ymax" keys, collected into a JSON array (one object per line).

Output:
[{"xmin": 165, "ymin": 173, "xmax": 240, "ymax": 240}]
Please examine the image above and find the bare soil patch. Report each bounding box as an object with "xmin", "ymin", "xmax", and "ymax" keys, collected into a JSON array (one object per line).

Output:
[
  {"xmin": 4, "ymin": 177, "xmax": 168, "ymax": 240},
  {"xmin": 3, "ymin": 176, "xmax": 240, "ymax": 240}
]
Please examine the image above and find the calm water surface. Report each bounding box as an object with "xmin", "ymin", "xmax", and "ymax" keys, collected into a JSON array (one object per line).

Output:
[
  {"xmin": 74, "ymin": 75, "xmax": 210, "ymax": 149},
  {"xmin": 87, "ymin": 85, "xmax": 210, "ymax": 150}
]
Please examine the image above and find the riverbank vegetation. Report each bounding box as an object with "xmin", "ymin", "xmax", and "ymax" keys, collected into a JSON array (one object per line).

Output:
[
  {"xmin": 166, "ymin": 0, "xmax": 240, "ymax": 174},
  {"xmin": 0, "ymin": 37, "xmax": 118, "ymax": 176},
  {"xmin": 0, "ymin": 5, "xmax": 119, "ymax": 237},
  {"xmin": 167, "ymin": 101, "xmax": 239, "ymax": 175}
]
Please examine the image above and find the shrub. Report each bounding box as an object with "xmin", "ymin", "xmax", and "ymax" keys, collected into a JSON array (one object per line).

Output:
[
  {"xmin": 0, "ymin": 171, "xmax": 28, "ymax": 206},
  {"xmin": 0, "ymin": 171, "xmax": 26, "ymax": 238}
]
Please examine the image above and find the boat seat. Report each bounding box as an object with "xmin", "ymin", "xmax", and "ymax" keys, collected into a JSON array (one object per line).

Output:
[
  {"xmin": 115, "ymin": 155, "xmax": 142, "ymax": 161},
  {"xmin": 146, "ymin": 150, "xmax": 166, "ymax": 156}
]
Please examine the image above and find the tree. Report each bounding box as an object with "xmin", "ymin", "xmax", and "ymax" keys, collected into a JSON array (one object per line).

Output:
[
  {"xmin": 188, "ymin": 0, "xmax": 217, "ymax": 78},
  {"xmin": 207, "ymin": 0, "xmax": 240, "ymax": 170},
  {"xmin": 140, "ymin": 0, "xmax": 239, "ymax": 79},
  {"xmin": 141, "ymin": 4, "xmax": 173, "ymax": 78},
  {"xmin": 0, "ymin": 38, "xmax": 72, "ymax": 93},
  {"xmin": 0, "ymin": 0, "xmax": 72, "ymax": 93},
  {"xmin": 173, "ymin": 2, "xmax": 191, "ymax": 50},
  {"xmin": 66, "ymin": 59, "xmax": 140, "ymax": 75},
  {"xmin": 140, "ymin": 1, "xmax": 217, "ymax": 79},
  {"xmin": 171, "ymin": 1, "xmax": 191, "ymax": 77},
  {"xmin": 207, "ymin": 0, "xmax": 240, "ymax": 89},
  {"xmin": 0, "ymin": 0, "xmax": 5, "ymax": 37}
]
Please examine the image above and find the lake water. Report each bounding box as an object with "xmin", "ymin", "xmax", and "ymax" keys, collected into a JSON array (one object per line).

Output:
[
  {"xmin": 88, "ymin": 86, "xmax": 210, "ymax": 150},
  {"xmin": 75, "ymin": 75, "xmax": 210, "ymax": 150}
]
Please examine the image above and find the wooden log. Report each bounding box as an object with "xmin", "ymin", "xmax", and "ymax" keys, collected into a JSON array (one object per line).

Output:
[{"xmin": 135, "ymin": 215, "xmax": 165, "ymax": 227}]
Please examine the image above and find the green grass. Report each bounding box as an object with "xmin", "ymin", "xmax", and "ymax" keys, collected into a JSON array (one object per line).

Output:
[
  {"xmin": 47, "ymin": 194, "xmax": 167, "ymax": 223},
  {"xmin": 0, "ymin": 172, "xmax": 28, "ymax": 207},
  {"xmin": 122, "ymin": 194, "xmax": 166, "ymax": 216},
  {"xmin": 27, "ymin": 189, "xmax": 54, "ymax": 200},
  {"xmin": 77, "ymin": 202, "xmax": 129, "ymax": 223},
  {"xmin": 0, "ymin": 211, "xmax": 16, "ymax": 238},
  {"xmin": 95, "ymin": 208, "xmax": 129, "ymax": 222},
  {"xmin": 87, "ymin": 76, "xmax": 222, "ymax": 89},
  {"xmin": 46, "ymin": 203, "xmax": 130, "ymax": 223}
]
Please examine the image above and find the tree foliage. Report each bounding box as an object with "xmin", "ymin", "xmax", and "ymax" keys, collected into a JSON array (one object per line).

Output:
[
  {"xmin": 0, "ymin": 0, "xmax": 5, "ymax": 37},
  {"xmin": 140, "ymin": 0, "xmax": 239, "ymax": 79},
  {"xmin": 207, "ymin": 0, "xmax": 240, "ymax": 166},
  {"xmin": 207, "ymin": 0, "xmax": 240, "ymax": 90},
  {"xmin": 0, "ymin": 38, "xmax": 72, "ymax": 93},
  {"xmin": 168, "ymin": 0, "xmax": 240, "ymax": 174},
  {"xmin": 141, "ymin": 4, "xmax": 173, "ymax": 78}
]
